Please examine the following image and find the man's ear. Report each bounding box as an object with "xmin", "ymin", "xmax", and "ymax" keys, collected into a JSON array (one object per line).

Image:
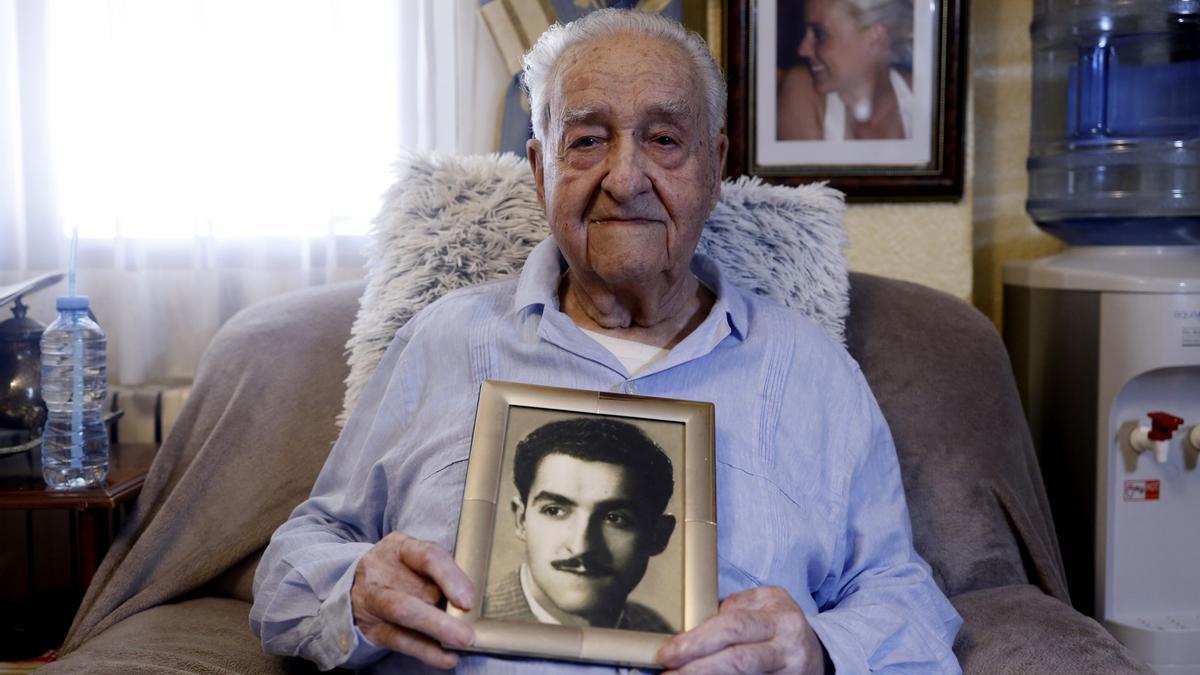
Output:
[
  {"xmin": 648, "ymin": 514, "xmax": 676, "ymax": 556},
  {"xmin": 511, "ymin": 496, "xmax": 528, "ymax": 542},
  {"xmin": 527, "ymin": 138, "xmax": 547, "ymax": 209}
]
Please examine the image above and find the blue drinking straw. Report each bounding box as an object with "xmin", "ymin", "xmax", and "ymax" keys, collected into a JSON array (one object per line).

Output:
[{"xmin": 68, "ymin": 224, "xmax": 77, "ymax": 298}]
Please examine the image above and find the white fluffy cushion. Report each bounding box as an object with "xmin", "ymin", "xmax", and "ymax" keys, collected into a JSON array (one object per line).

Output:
[{"xmin": 340, "ymin": 151, "xmax": 848, "ymax": 425}]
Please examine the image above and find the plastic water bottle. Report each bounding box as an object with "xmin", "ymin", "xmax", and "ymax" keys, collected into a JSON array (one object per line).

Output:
[
  {"xmin": 1026, "ymin": 0, "xmax": 1200, "ymax": 244},
  {"xmin": 40, "ymin": 296, "xmax": 109, "ymax": 489}
]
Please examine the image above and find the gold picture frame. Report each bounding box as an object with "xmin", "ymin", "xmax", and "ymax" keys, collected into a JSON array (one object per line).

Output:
[
  {"xmin": 447, "ymin": 380, "xmax": 717, "ymax": 668},
  {"xmin": 725, "ymin": 0, "xmax": 968, "ymax": 200}
]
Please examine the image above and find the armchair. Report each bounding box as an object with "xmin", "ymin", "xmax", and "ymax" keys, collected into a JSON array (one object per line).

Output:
[{"xmin": 38, "ymin": 158, "xmax": 1148, "ymax": 673}]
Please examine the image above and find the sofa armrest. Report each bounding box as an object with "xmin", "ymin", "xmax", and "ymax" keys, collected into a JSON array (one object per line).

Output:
[
  {"xmin": 952, "ymin": 584, "xmax": 1150, "ymax": 673},
  {"xmin": 40, "ymin": 598, "xmax": 323, "ymax": 675}
]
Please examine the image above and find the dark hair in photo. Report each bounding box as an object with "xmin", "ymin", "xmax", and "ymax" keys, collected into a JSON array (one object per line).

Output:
[{"xmin": 513, "ymin": 417, "xmax": 675, "ymax": 516}]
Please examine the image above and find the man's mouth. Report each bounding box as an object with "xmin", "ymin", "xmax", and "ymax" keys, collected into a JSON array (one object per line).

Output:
[
  {"xmin": 551, "ymin": 558, "xmax": 613, "ymax": 577},
  {"xmin": 589, "ymin": 217, "xmax": 661, "ymax": 226}
]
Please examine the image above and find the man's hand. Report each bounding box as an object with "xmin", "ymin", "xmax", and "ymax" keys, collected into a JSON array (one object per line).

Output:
[
  {"xmin": 351, "ymin": 532, "xmax": 476, "ymax": 670},
  {"xmin": 657, "ymin": 586, "xmax": 826, "ymax": 675}
]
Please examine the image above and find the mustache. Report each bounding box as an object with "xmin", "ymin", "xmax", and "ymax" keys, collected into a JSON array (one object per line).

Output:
[{"xmin": 550, "ymin": 555, "xmax": 614, "ymax": 577}]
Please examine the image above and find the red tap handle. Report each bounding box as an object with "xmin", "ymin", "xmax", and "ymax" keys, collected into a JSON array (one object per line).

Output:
[{"xmin": 1147, "ymin": 412, "xmax": 1184, "ymax": 441}]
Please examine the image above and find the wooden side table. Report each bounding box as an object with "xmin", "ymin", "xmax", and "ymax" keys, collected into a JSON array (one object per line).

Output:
[
  {"xmin": 0, "ymin": 443, "xmax": 156, "ymax": 592},
  {"xmin": 0, "ymin": 443, "xmax": 157, "ymax": 658}
]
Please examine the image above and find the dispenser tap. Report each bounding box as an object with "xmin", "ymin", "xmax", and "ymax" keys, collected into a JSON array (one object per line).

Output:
[{"xmin": 1130, "ymin": 412, "xmax": 1184, "ymax": 464}]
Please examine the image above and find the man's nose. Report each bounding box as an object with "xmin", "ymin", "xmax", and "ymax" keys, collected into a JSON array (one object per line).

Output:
[
  {"xmin": 566, "ymin": 513, "xmax": 605, "ymax": 555},
  {"xmin": 600, "ymin": 136, "xmax": 652, "ymax": 203}
]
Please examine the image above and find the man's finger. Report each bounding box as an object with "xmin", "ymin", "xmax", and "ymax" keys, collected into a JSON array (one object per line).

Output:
[
  {"xmin": 392, "ymin": 565, "xmax": 444, "ymax": 606},
  {"xmin": 657, "ymin": 609, "xmax": 776, "ymax": 668},
  {"xmin": 364, "ymin": 621, "xmax": 461, "ymax": 671},
  {"xmin": 397, "ymin": 538, "xmax": 476, "ymax": 610},
  {"xmin": 663, "ymin": 641, "xmax": 786, "ymax": 675},
  {"xmin": 717, "ymin": 586, "xmax": 788, "ymax": 613},
  {"xmin": 373, "ymin": 588, "xmax": 475, "ymax": 649},
  {"xmin": 354, "ymin": 557, "xmax": 442, "ymax": 621}
]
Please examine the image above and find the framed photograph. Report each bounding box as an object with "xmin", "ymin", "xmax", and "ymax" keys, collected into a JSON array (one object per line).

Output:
[
  {"xmin": 725, "ymin": 0, "xmax": 968, "ymax": 200},
  {"xmin": 447, "ymin": 380, "xmax": 717, "ymax": 668}
]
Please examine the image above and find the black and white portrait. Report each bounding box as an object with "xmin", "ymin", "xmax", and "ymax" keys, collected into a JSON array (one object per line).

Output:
[
  {"xmin": 482, "ymin": 408, "xmax": 684, "ymax": 634},
  {"xmin": 754, "ymin": 0, "xmax": 935, "ymax": 167}
]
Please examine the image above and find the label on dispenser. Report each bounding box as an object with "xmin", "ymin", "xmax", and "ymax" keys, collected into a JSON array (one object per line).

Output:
[
  {"xmin": 1123, "ymin": 479, "xmax": 1160, "ymax": 502},
  {"xmin": 1184, "ymin": 326, "xmax": 1200, "ymax": 347}
]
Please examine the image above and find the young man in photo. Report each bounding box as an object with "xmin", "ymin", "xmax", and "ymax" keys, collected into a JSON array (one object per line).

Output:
[{"xmin": 483, "ymin": 417, "xmax": 677, "ymax": 633}]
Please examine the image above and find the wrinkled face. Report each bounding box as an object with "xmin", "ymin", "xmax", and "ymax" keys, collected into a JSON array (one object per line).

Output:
[
  {"xmin": 527, "ymin": 32, "xmax": 727, "ymax": 288},
  {"xmin": 512, "ymin": 454, "xmax": 669, "ymax": 623},
  {"xmin": 797, "ymin": 0, "xmax": 880, "ymax": 96}
]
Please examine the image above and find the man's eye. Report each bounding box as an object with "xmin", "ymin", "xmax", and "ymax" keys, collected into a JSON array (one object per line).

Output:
[
  {"xmin": 570, "ymin": 136, "xmax": 601, "ymax": 149},
  {"xmin": 540, "ymin": 504, "xmax": 567, "ymax": 518},
  {"xmin": 652, "ymin": 135, "xmax": 677, "ymax": 147},
  {"xmin": 603, "ymin": 511, "xmax": 636, "ymax": 528}
]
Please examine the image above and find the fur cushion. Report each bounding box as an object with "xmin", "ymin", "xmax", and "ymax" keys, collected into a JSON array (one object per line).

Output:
[{"xmin": 340, "ymin": 150, "xmax": 848, "ymax": 425}]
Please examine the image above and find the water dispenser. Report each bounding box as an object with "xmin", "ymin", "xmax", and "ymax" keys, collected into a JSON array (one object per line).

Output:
[{"xmin": 1004, "ymin": 0, "xmax": 1200, "ymax": 672}]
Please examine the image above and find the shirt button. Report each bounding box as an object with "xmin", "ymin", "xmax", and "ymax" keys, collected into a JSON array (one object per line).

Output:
[
  {"xmin": 339, "ymin": 633, "xmax": 350, "ymax": 653},
  {"xmin": 626, "ymin": 381, "xmax": 637, "ymax": 394}
]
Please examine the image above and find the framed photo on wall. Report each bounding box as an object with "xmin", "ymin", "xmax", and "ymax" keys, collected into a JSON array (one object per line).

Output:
[
  {"xmin": 446, "ymin": 381, "xmax": 717, "ymax": 668},
  {"xmin": 724, "ymin": 0, "xmax": 968, "ymax": 200}
]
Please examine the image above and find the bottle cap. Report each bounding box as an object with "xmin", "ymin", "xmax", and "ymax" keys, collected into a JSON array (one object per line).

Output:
[{"xmin": 55, "ymin": 296, "xmax": 90, "ymax": 311}]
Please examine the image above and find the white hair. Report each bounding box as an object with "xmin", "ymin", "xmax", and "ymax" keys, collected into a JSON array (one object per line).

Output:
[
  {"xmin": 844, "ymin": 0, "xmax": 913, "ymax": 68},
  {"xmin": 520, "ymin": 8, "xmax": 727, "ymax": 144}
]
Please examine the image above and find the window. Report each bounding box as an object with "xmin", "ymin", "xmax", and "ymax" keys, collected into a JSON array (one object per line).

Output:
[{"xmin": 43, "ymin": 0, "xmax": 402, "ymax": 239}]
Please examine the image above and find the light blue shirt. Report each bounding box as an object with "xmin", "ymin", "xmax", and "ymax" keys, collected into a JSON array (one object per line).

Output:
[{"xmin": 251, "ymin": 238, "xmax": 962, "ymax": 673}]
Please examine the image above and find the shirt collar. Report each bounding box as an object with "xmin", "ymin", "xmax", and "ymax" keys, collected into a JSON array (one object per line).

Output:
[
  {"xmin": 511, "ymin": 236, "xmax": 749, "ymax": 342},
  {"xmin": 519, "ymin": 563, "xmax": 561, "ymax": 625}
]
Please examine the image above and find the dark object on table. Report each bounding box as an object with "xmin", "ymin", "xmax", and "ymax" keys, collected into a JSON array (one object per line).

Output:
[
  {"xmin": 0, "ymin": 273, "xmax": 65, "ymax": 433},
  {"xmin": 0, "ymin": 298, "xmax": 47, "ymax": 432}
]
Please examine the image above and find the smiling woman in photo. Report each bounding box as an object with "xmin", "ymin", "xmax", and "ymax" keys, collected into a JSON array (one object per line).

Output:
[{"xmin": 776, "ymin": 0, "xmax": 914, "ymax": 141}]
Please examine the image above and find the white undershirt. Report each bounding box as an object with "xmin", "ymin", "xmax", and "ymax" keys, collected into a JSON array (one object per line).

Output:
[{"xmin": 580, "ymin": 328, "xmax": 670, "ymax": 377}]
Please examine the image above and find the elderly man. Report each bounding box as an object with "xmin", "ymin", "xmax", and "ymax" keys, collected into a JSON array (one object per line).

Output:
[{"xmin": 251, "ymin": 8, "xmax": 961, "ymax": 674}]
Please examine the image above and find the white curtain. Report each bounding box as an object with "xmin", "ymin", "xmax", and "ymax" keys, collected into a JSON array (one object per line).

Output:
[{"xmin": 0, "ymin": 0, "xmax": 507, "ymax": 386}]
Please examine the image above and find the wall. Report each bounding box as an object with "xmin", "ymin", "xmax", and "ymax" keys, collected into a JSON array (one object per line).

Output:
[
  {"xmin": 845, "ymin": 0, "xmax": 1071, "ymax": 327},
  {"xmin": 969, "ymin": 0, "xmax": 1064, "ymax": 327},
  {"xmin": 839, "ymin": 36, "xmax": 978, "ymax": 303},
  {"xmin": 844, "ymin": 103, "xmax": 974, "ymax": 301}
]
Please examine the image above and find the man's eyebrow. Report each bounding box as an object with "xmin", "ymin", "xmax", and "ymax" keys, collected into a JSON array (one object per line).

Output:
[
  {"xmin": 531, "ymin": 490, "xmax": 577, "ymax": 506},
  {"xmin": 559, "ymin": 106, "xmax": 604, "ymax": 129},
  {"xmin": 529, "ymin": 491, "xmax": 646, "ymax": 514},
  {"xmin": 646, "ymin": 98, "xmax": 695, "ymax": 122},
  {"xmin": 558, "ymin": 98, "xmax": 695, "ymax": 130},
  {"xmin": 595, "ymin": 498, "xmax": 642, "ymax": 514}
]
